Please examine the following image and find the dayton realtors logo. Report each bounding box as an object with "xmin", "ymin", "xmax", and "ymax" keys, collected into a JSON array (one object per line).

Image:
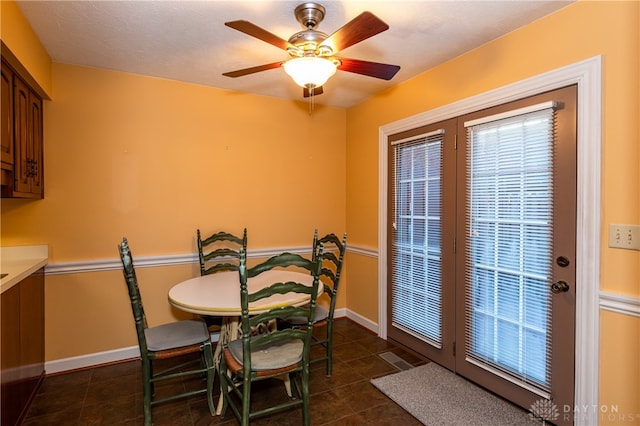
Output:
[
  {"xmin": 529, "ymin": 399, "xmax": 560, "ymax": 422},
  {"xmin": 529, "ymin": 400, "xmax": 640, "ymax": 424}
]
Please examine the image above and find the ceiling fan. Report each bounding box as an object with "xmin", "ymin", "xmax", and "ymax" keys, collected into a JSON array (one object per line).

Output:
[{"xmin": 222, "ymin": 2, "xmax": 400, "ymax": 98}]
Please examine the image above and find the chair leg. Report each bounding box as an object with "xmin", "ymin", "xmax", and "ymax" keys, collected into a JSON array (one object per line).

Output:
[
  {"xmin": 219, "ymin": 362, "xmax": 238, "ymax": 422},
  {"xmin": 301, "ymin": 369, "xmax": 311, "ymax": 426},
  {"xmin": 242, "ymin": 375, "xmax": 251, "ymax": 426},
  {"xmin": 326, "ymin": 321, "xmax": 333, "ymax": 376},
  {"xmin": 202, "ymin": 341, "xmax": 216, "ymax": 416},
  {"xmin": 148, "ymin": 358, "xmax": 155, "ymax": 396},
  {"xmin": 218, "ymin": 363, "xmax": 229, "ymax": 418},
  {"xmin": 217, "ymin": 365, "xmax": 237, "ymax": 416},
  {"xmin": 142, "ymin": 360, "xmax": 153, "ymax": 426}
]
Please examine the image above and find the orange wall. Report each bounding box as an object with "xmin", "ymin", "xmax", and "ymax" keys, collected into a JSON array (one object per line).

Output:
[
  {"xmin": 0, "ymin": 0, "xmax": 52, "ymax": 97},
  {"xmin": 0, "ymin": 62, "xmax": 347, "ymax": 359},
  {"xmin": 600, "ymin": 310, "xmax": 640, "ymax": 423},
  {"xmin": 1, "ymin": 63, "xmax": 346, "ymax": 258},
  {"xmin": 345, "ymin": 0, "xmax": 639, "ymax": 421},
  {"xmin": 1, "ymin": 0, "xmax": 349, "ymax": 362}
]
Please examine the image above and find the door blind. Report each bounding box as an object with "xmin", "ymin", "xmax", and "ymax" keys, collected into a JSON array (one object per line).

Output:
[
  {"xmin": 391, "ymin": 130, "xmax": 444, "ymax": 348},
  {"xmin": 464, "ymin": 103, "xmax": 556, "ymax": 393}
]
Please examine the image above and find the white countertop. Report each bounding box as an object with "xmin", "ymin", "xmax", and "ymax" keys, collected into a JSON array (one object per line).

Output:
[{"xmin": 0, "ymin": 245, "xmax": 49, "ymax": 294}]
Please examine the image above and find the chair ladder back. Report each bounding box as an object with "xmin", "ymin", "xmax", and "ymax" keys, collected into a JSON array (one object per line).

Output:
[
  {"xmin": 313, "ymin": 232, "xmax": 347, "ymax": 303},
  {"xmin": 248, "ymin": 285, "xmax": 317, "ymax": 331},
  {"xmin": 197, "ymin": 228, "xmax": 247, "ymax": 275},
  {"xmin": 238, "ymin": 246, "xmax": 324, "ymax": 361},
  {"xmin": 119, "ymin": 238, "xmax": 149, "ymax": 352}
]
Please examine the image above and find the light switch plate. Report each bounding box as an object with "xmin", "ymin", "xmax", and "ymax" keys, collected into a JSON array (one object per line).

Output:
[{"xmin": 608, "ymin": 224, "xmax": 640, "ymax": 250}]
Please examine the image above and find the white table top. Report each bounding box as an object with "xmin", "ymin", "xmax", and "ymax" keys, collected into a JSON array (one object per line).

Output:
[{"xmin": 168, "ymin": 270, "xmax": 319, "ymax": 316}]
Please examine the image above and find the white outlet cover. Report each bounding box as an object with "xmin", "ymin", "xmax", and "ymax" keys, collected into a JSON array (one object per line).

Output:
[{"xmin": 608, "ymin": 224, "xmax": 640, "ymax": 250}]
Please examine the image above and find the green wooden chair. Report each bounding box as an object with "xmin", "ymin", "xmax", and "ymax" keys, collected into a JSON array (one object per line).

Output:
[
  {"xmin": 218, "ymin": 247, "xmax": 324, "ymax": 426},
  {"xmin": 285, "ymin": 231, "xmax": 347, "ymax": 376},
  {"xmin": 118, "ymin": 237, "xmax": 216, "ymax": 426},
  {"xmin": 196, "ymin": 228, "xmax": 247, "ymax": 329}
]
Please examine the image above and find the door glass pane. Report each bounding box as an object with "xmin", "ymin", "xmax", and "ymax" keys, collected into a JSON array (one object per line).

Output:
[
  {"xmin": 391, "ymin": 132, "xmax": 443, "ymax": 348},
  {"xmin": 464, "ymin": 107, "xmax": 555, "ymax": 392}
]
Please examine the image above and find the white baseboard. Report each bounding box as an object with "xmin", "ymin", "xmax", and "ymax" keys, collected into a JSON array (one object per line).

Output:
[
  {"xmin": 334, "ymin": 307, "xmax": 378, "ymax": 334},
  {"xmin": 343, "ymin": 309, "xmax": 379, "ymax": 334},
  {"xmin": 46, "ymin": 345, "xmax": 140, "ymax": 374}
]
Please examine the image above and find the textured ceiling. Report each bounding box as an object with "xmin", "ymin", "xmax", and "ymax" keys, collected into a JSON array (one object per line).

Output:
[{"xmin": 17, "ymin": 1, "xmax": 573, "ymax": 108}]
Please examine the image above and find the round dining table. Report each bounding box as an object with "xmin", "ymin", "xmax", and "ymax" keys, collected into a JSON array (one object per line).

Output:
[
  {"xmin": 168, "ymin": 269, "xmax": 321, "ymax": 414},
  {"xmin": 168, "ymin": 269, "xmax": 319, "ymax": 316}
]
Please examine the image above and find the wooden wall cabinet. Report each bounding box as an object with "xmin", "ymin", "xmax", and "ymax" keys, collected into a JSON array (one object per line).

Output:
[
  {"xmin": 1, "ymin": 269, "xmax": 45, "ymax": 426},
  {"xmin": 1, "ymin": 58, "xmax": 43, "ymax": 199},
  {"xmin": 1, "ymin": 61, "xmax": 15, "ymax": 182}
]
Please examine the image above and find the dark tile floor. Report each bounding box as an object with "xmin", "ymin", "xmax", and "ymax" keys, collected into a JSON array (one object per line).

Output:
[{"xmin": 23, "ymin": 319, "xmax": 429, "ymax": 425}]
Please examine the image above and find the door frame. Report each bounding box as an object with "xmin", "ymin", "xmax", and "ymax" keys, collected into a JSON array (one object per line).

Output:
[{"xmin": 377, "ymin": 56, "xmax": 601, "ymax": 424}]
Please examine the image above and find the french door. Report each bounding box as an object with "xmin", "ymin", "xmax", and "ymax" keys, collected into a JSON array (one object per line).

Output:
[
  {"xmin": 387, "ymin": 118, "xmax": 457, "ymax": 370},
  {"xmin": 388, "ymin": 86, "xmax": 577, "ymax": 424}
]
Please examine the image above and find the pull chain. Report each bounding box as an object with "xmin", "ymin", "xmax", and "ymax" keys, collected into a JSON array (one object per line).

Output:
[{"xmin": 308, "ymin": 86, "xmax": 315, "ymax": 115}]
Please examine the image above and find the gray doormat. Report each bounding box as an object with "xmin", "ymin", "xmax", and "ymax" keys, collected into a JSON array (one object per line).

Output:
[{"xmin": 371, "ymin": 362, "xmax": 536, "ymax": 425}]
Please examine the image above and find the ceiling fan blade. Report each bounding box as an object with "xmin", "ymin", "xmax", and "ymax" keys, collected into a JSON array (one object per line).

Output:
[
  {"xmin": 336, "ymin": 58, "xmax": 400, "ymax": 80},
  {"xmin": 303, "ymin": 86, "xmax": 324, "ymax": 98},
  {"xmin": 322, "ymin": 12, "xmax": 389, "ymax": 53},
  {"xmin": 222, "ymin": 61, "xmax": 284, "ymax": 78},
  {"xmin": 225, "ymin": 20, "xmax": 295, "ymax": 51}
]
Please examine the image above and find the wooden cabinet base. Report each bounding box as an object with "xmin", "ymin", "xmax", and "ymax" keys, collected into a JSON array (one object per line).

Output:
[
  {"xmin": 1, "ymin": 373, "xmax": 45, "ymax": 425},
  {"xmin": 1, "ymin": 269, "xmax": 45, "ymax": 426}
]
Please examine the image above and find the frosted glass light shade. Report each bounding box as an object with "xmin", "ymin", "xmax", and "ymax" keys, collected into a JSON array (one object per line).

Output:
[{"xmin": 283, "ymin": 57, "xmax": 337, "ymax": 88}]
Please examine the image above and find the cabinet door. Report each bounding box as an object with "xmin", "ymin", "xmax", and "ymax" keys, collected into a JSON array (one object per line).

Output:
[
  {"xmin": 28, "ymin": 94, "xmax": 43, "ymax": 195},
  {"xmin": 13, "ymin": 76, "xmax": 31, "ymax": 194},
  {"xmin": 1, "ymin": 271, "xmax": 45, "ymax": 426},
  {"xmin": 1, "ymin": 284, "xmax": 22, "ymax": 426},
  {"xmin": 11, "ymin": 75, "xmax": 43, "ymax": 198},
  {"xmin": 20, "ymin": 271, "xmax": 45, "ymax": 399},
  {"xmin": 1, "ymin": 62, "xmax": 13, "ymax": 168}
]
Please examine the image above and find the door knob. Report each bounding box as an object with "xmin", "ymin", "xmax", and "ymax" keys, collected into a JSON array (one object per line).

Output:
[{"xmin": 551, "ymin": 280, "xmax": 570, "ymax": 294}]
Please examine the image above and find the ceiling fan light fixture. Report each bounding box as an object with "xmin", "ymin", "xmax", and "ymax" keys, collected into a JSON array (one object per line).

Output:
[
  {"xmin": 283, "ymin": 57, "xmax": 337, "ymax": 88},
  {"xmin": 223, "ymin": 3, "xmax": 399, "ymax": 99}
]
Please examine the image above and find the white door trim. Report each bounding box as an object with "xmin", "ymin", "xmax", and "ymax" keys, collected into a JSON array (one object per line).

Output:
[{"xmin": 378, "ymin": 56, "xmax": 601, "ymax": 422}]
